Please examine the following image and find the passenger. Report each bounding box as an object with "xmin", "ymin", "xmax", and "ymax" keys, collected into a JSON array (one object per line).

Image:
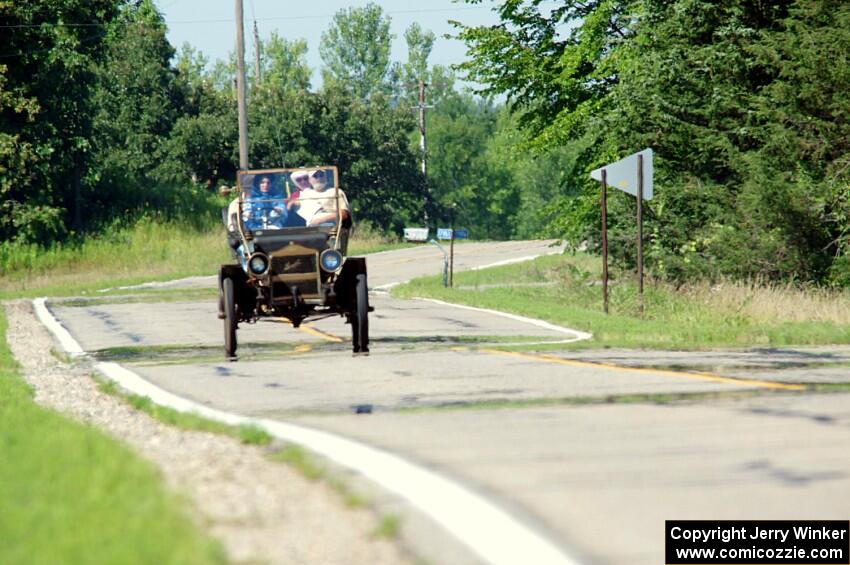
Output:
[
  {"xmin": 281, "ymin": 170, "xmax": 309, "ymax": 227},
  {"xmin": 299, "ymin": 168, "xmax": 351, "ymax": 226},
  {"xmin": 287, "ymin": 169, "xmax": 310, "ymax": 207},
  {"xmin": 225, "ymin": 186, "xmax": 247, "ymax": 233}
]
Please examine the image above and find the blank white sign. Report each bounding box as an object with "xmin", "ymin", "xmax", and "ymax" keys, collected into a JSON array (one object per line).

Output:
[{"xmin": 590, "ymin": 148, "xmax": 653, "ymax": 200}]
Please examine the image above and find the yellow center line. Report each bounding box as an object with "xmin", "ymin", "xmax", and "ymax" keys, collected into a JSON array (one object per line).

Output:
[
  {"xmin": 480, "ymin": 349, "xmax": 806, "ymax": 391},
  {"xmin": 298, "ymin": 323, "xmax": 344, "ymax": 343}
]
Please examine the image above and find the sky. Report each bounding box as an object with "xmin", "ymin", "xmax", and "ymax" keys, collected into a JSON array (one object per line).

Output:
[{"xmin": 153, "ymin": 0, "xmax": 502, "ymax": 89}]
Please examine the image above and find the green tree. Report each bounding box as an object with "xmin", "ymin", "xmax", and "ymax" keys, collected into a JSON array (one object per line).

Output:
[
  {"xmin": 0, "ymin": 0, "xmax": 119, "ymax": 243},
  {"xmin": 89, "ymin": 0, "xmax": 183, "ymax": 223},
  {"xmin": 248, "ymin": 84, "xmax": 426, "ymax": 230},
  {"xmin": 256, "ymin": 33, "xmax": 311, "ymax": 91},
  {"xmin": 319, "ymin": 3, "xmax": 393, "ymax": 100},
  {"xmin": 157, "ymin": 43, "xmax": 237, "ymax": 189},
  {"xmin": 457, "ymin": 0, "xmax": 850, "ymax": 284},
  {"xmin": 426, "ymin": 97, "xmax": 521, "ymax": 238}
]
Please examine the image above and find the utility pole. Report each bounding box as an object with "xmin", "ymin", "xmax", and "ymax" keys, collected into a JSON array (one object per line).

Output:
[
  {"xmin": 415, "ymin": 79, "xmax": 433, "ymax": 225},
  {"xmin": 418, "ymin": 79, "xmax": 427, "ymax": 178},
  {"xmin": 252, "ymin": 20, "xmax": 261, "ymax": 83},
  {"xmin": 235, "ymin": 0, "xmax": 249, "ymax": 170}
]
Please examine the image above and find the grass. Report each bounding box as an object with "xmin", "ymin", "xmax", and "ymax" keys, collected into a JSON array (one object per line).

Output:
[
  {"xmin": 0, "ymin": 219, "xmax": 229, "ymax": 300},
  {"xmin": 0, "ymin": 311, "xmax": 226, "ymax": 564},
  {"xmin": 0, "ymin": 216, "xmax": 411, "ymax": 300},
  {"xmin": 269, "ymin": 445, "xmax": 367, "ymax": 509},
  {"xmin": 372, "ymin": 514, "xmax": 402, "ymax": 539},
  {"xmin": 393, "ymin": 253, "xmax": 850, "ymax": 349},
  {"xmin": 96, "ymin": 379, "xmax": 272, "ymax": 446}
]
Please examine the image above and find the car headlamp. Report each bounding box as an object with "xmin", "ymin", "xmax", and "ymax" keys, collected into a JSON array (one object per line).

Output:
[
  {"xmin": 320, "ymin": 249, "xmax": 343, "ymax": 272},
  {"xmin": 248, "ymin": 253, "xmax": 269, "ymax": 276}
]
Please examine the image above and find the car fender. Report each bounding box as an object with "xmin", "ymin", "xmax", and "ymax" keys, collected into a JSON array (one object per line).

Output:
[{"xmin": 333, "ymin": 257, "xmax": 367, "ymax": 310}]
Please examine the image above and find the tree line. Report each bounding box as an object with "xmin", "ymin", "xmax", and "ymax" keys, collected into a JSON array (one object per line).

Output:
[
  {"xmin": 1, "ymin": 0, "xmax": 571, "ymax": 251},
  {"xmin": 456, "ymin": 0, "xmax": 850, "ymax": 286}
]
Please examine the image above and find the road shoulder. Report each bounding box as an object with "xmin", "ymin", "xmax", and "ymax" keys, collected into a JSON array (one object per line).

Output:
[{"xmin": 3, "ymin": 299, "xmax": 412, "ymax": 565}]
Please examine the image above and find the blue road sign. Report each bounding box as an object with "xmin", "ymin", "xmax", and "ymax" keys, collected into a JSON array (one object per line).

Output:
[
  {"xmin": 437, "ymin": 228, "xmax": 453, "ymax": 240},
  {"xmin": 454, "ymin": 228, "xmax": 469, "ymax": 239}
]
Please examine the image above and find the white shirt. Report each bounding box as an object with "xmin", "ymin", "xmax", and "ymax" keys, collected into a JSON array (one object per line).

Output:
[{"xmin": 296, "ymin": 187, "xmax": 350, "ymax": 224}]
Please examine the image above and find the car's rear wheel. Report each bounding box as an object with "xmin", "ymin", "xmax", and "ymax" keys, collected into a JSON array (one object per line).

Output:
[
  {"xmin": 223, "ymin": 277, "xmax": 238, "ymax": 358},
  {"xmin": 352, "ymin": 273, "xmax": 369, "ymax": 354}
]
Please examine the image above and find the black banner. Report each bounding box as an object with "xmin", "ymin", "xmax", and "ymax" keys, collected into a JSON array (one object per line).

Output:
[{"xmin": 666, "ymin": 520, "xmax": 849, "ymax": 564}]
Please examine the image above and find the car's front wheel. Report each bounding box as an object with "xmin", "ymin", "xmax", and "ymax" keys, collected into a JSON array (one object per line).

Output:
[{"xmin": 223, "ymin": 277, "xmax": 238, "ymax": 359}]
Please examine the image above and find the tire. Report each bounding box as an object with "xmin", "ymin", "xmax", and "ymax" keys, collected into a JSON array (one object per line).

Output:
[
  {"xmin": 353, "ymin": 273, "xmax": 369, "ymax": 354},
  {"xmin": 223, "ymin": 277, "xmax": 238, "ymax": 358}
]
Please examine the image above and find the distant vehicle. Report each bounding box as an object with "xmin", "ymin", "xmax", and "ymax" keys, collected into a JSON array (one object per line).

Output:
[{"xmin": 219, "ymin": 166, "xmax": 370, "ymax": 359}]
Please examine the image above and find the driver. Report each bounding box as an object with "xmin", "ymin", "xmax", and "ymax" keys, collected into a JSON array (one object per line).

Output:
[{"xmin": 245, "ymin": 174, "xmax": 287, "ymax": 229}]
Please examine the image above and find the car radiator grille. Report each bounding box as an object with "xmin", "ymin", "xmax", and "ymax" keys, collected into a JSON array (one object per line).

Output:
[
  {"xmin": 270, "ymin": 252, "xmax": 321, "ymax": 300},
  {"xmin": 271, "ymin": 254, "xmax": 317, "ymax": 275}
]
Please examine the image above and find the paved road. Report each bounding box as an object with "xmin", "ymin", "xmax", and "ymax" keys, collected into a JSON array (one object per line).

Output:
[{"xmin": 49, "ymin": 241, "xmax": 850, "ymax": 565}]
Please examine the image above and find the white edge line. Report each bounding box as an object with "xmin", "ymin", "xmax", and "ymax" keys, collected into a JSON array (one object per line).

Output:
[
  {"xmin": 96, "ymin": 275, "xmax": 215, "ymax": 294},
  {"xmin": 33, "ymin": 298, "xmax": 86, "ymax": 357},
  {"xmin": 413, "ymin": 297, "xmax": 593, "ymax": 344},
  {"xmin": 32, "ymin": 297, "xmax": 582, "ymax": 565},
  {"xmin": 469, "ymin": 251, "xmax": 560, "ymax": 271},
  {"xmin": 373, "ymin": 247, "xmax": 564, "ymax": 293}
]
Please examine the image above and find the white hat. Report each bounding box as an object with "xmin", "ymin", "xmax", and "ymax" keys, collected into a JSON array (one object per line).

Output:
[{"xmin": 291, "ymin": 169, "xmax": 309, "ymax": 180}]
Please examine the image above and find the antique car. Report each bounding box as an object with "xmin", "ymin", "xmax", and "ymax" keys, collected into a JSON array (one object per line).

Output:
[{"xmin": 218, "ymin": 166, "xmax": 370, "ymax": 358}]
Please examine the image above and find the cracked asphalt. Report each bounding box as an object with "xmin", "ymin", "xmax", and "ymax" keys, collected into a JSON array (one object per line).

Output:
[{"xmin": 48, "ymin": 241, "xmax": 850, "ymax": 565}]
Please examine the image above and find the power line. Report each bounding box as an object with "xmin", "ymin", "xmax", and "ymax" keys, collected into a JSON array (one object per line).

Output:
[
  {"xmin": 0, "ymin": 29, "xmax": 106, "ymax": 58},
  {"xmin": 0, "ymin": 5, "xmax": 491, "ymax": 29}
]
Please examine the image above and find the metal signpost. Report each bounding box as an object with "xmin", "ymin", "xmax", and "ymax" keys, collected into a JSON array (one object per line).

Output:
[
  {"xmin": 449, "ymin": 227, "xmax": 455, "ymax": 288},
  {"xmin": 437, "ymin": 227, "xmax": 468, "ymax": 287},
  {"xmin": 437, "ymin": 228, "xmax": 456, "ymax": 286},
  {"xmin": 601, "ymin": 170, "xmax": 609, "ymax": 314},
  {"xmin": 590, "ymin": 148, "xmax": 654, "ymax": 315},
  {"xmin": 429, "ymin": 239, "xmax": 449, "ymax": 288}
]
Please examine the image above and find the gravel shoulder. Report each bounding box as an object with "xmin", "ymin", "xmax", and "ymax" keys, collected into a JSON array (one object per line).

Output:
[{"xmin": 4, "ymin": 299, "xmax": 412, "ymax": 565}]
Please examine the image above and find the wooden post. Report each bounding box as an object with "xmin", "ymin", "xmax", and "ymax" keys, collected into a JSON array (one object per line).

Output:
[
  {"xmin": 235, "ymin": 0, "xmax": 249, "ymax": 170},
  {"xmin": 637, "ymin": 154, "xmax": 644, "ymax": 317},
  {"xmin": 601, "ymin": 169, "xmax": 609, "ymax": 314}
]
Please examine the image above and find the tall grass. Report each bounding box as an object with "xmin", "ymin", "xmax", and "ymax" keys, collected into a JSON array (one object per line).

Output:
[
  {"xmin": 0, "ymin": 310, "xmax": 224, "ymax": 564},
  {"xmin": 394, "ymin": 253, "xmax": 850, "ymax": 349},
  {"xmin": 0, "ymin": 218, "xmax": 230, "ymax": 298},
  {"xmin": 348, "ymin": 220, "xmax": 408, "ymax": 255},
  {"xmin": 0, "ymin": 215, "xmax": 410, "ymax": 299},
  {"xmin": 680, "ymin": 279, "xmax": 850, "ymax": 325}
]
